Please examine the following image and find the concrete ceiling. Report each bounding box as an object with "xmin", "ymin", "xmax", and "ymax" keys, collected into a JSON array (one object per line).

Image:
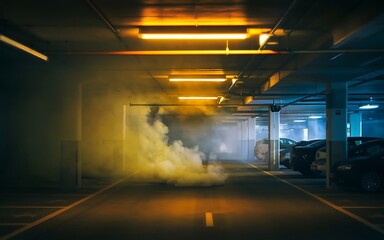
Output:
[{"xmin": 1, "ymin": 0, "xmax": 384, "ymax": 121}]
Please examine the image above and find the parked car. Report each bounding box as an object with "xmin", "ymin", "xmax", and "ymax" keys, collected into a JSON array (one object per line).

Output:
[
  {"xmin": 280, "ymin": 139, "xmax": 323, "ymax": 168},
  {"xmin": 348, "ymin": 138, "xmax": 384, "ymax": 157},
  {"xmin": 333, "ymin": 148, "xmax": 384, "ymax": 193},
  {"xmin": 311, "ymin": 137, "xmax": 381, "ymax": 176},
  {"xmin": 254, "ymin": 137, "xmax": 297, "ymax": 161},
  {"xmin": 290, "ymin": 139, "xmax": 326, "ymax": 175}
]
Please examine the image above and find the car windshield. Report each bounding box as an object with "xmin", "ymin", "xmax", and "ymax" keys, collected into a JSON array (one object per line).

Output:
[{"xmin": 350, "ymin": 140, "xmax": 384, "ymax": 155}]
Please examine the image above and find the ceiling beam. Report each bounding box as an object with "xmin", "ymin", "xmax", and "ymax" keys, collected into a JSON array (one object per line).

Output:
[{"xmin": 256, "ymin": 1, "xmax": 384, "ymax": 96}]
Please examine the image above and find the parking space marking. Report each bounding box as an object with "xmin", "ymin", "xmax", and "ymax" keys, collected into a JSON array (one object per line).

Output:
[
  {"xmin": 205, "ymin": 212, "xmax": 214, "ymax": 227},
  {"xmin": 246, "ymin": 162, "xmax": 384, "ymax": 235},
  {"xmin": 2, "ymin": 173, "xmax": 137, "ymax": 240}
]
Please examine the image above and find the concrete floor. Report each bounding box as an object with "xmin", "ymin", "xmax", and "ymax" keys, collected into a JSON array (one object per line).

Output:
[{"xmin": 1, "ymin": 160, "xmax": 383, "ymax": 240}]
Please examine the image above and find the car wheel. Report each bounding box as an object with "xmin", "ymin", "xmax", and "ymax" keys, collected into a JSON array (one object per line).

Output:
[{"xmin": 360, "ymin": 171, "xmax": 382, "ymax": 193}]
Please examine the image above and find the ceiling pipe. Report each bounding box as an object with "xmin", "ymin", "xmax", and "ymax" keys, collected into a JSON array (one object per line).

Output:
[
  {"xmin": 85, "ymin": 0, "xmax": 121, "ymax": 40},
  {"xmin": 236, "ymin": 0, "xmax": 299, "ymax": 81},
  {"xmin": 348, "ymin": 74, "xmax": 384, "ymax": 88},
  {"xmin": 222, "ymin": 0, "xmax": 298, "ymax": 103}
]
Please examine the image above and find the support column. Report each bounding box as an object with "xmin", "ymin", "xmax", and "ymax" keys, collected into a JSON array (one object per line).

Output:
[
  {"xmin": 268, "ymin": 106, "xmax": 280, "ymax": 170},
  {"xmin": 237, "ymin": 122, "xmax": 242, "ymax": 160},
  {"xmin": 349, "ymin": 112, "xmax": 362, "ymax": 137},
  {"xmin": 248, "ymin": 117, "xmax": 256, "ymax": 161},
  {"xmin": 326, "ymin": 81, "xmax": 347, "ymax": 188},
  {"xmin": 241, "ymin": 120, "xmax": 248, "ymax": 160}
]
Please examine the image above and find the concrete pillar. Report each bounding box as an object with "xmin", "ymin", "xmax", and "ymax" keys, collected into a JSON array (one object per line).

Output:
[
  {"xmin": 241, "ymin": 120, "xmax": 248, "ymax": 160},
  {"xmin": 237, "ymin": 122, "xmax": 242, "ymax": 160},
  {"xmin": 349, "ymin": 112, "xmax": 362, "ymax": 137},
  {"xmin": 326, "ymin": 81, "xmax": 347, "ymax": 188},
  {"xmin": 268, "ymin": 106, "xmax": 280, "ymax": 170},
  {"xmin": 248, "ymin": 117, "xmax": 256, "ymax": 161}
]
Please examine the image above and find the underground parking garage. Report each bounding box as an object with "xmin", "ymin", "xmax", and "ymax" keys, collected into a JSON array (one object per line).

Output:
[{"xmin": 1, "ymin": 1, "xmax": 384, "ymax": 239}]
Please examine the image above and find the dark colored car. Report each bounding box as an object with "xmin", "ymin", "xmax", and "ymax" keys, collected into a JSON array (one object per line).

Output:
[
  {"xmin": 281, "ymin": 139, "xmax": 323, "ymax": 168},
  {"xmin": 333, "ymin": 148, "xmax": 384, "ymax": 193},
  {"xmin": 292, "ymin": 137, "xmax": 383, "ymax": 176},
  {"xmin": 347, "ymin": 139, "xmax": 384, "ymax": 158},
  {"xmin": 290, "ymin": 139, "xmax": 326, "ymax": 175},
  {"xmin": 311, "ymin": 137, "xmax": 382, "ymax": 176}
]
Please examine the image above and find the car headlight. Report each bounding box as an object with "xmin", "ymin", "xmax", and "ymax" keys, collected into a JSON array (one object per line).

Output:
[{"xmin": 337, "ymin": 164, "xmax": 353, "ymax": 171}]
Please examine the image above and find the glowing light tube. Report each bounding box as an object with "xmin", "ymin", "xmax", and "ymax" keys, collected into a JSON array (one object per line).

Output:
[
  {"xmin": 178, "ymin": 96, "xmax": 218, "ymax": 100},
  {"xmin": 139, "ymin": 33, "xmax": 249, "ymax": 40},
  {"xmin": 0, "ymin": 34, "xmax": 48, "ymax": 61},
  {"xmin": 169, "ymin": 78, "xmax": 226, "ymax": 82}
]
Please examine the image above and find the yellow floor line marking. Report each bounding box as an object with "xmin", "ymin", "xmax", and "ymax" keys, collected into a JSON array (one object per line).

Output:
[
  {"xmin": 2, "ymin": 173, "xmax": 137, "ymax": 240},
  {"xmin": 245, "ymin": 162, "xmax": 384, "ymax": 235},
  {"xmin": 205, "ymin": 212, "xmax": 214, "ymax": 227}
]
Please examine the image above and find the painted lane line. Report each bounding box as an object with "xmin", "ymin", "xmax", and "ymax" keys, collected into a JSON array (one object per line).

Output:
[
  {"xmin": 2, "ymin": 173, "xmax": 137, "ymax": 240},
  {"xmin": 205, "ymin": 212, "xmax": 214, "ymax": 227},
  {"xmin": 246, "ymin": 162, "xmax": 384, "ymax": 235}
]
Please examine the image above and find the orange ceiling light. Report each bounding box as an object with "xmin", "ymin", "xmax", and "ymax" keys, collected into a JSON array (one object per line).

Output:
[
  {"xmin": 138, "ymin": 26, "xmax": 249, "ymax": 40},
  {"xmin": 0, "ymin": 34, "xmax": 48, "ymax": 61},
  {"xmin": 169, "ymin": 76, "xmax": 227, "ymax": 82},
  {"xmin": 170, "ymin": 78, "xmax": 226, "ymax": 82},
  {"xmin": 178, "ymin": 96, "xmax": 218, "ymax": 100},
  {"xmin": 139, "ymin": 33, "xmax": 248, "ymax": 40}
]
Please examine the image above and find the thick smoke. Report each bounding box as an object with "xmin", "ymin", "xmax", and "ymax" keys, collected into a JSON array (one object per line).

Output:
[{"xmin": 126, "ymin": 106, "xmax": 227, "ymax": 187}]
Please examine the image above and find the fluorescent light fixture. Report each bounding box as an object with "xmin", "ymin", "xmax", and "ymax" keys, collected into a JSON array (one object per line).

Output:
[
  {"xmin": 293, "ymin": 119, "xmax": 306, "ymax": 123},
  {"xmin": 0, "ymin": 34, "xmax": 48, "ymax": 61},
  {"xmin": 359, "ymin": 97, "xmax": 379, "ymax": 109},
  {"xmin": 308, "ymin": 115, "xmax": 322, "ymax": 119},
  {"xmin": 169, "ymin": 78, "xmax": 226, "ymax": 82},
  {"xmin": 359, "ymin": 104, "xmax": 379, "ymax": 109},
  {"xmin": 138, "ymin": 26, "xmax": 249, "ymax": 40},
  {"xmin": 64, "ymin": 49, "xmax": 279, "ymax": 55},
  {"xmin": 178, "ymin": 96, "xmax": 218, "ymax": 100},
  {"xmin": 218, "ymin": 96, "xmax": 229, "ymax": 104},
  {"xmin": 259, "ymin": 34, "xmax": 271, "ymax": 46},
  {"xmin": 139, "ymin": 33, "xmax": 248, "ymax": 40}
]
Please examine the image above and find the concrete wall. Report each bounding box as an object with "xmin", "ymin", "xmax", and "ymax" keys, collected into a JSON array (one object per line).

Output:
[
  {"xmin": 81, "ymin": 82, "xmax": 126, "ymax": 177},
  {"xmin": 0, "ymin": 64, "xmax": 81, "ymax": 187}
]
